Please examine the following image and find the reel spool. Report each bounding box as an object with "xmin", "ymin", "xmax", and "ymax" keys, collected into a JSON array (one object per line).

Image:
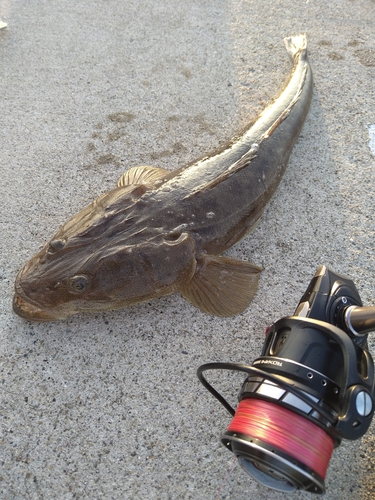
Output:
[{"xmin": 197, "ymin": 266, "xmax": 375, "ymax": 494}]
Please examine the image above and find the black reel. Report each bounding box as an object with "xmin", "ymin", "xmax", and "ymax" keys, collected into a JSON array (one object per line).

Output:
[{"xmin": 197, "ymin": 265, "xmax": 375, "ymax": 494}]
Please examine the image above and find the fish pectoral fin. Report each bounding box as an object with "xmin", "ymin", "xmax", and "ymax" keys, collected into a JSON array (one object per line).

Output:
[
  {"xmin": 180, "ymin": 254, "xmax": 262, "ymax": 317},
  {"xmin": 117, "ymin": 166, "xmax": 170, "ymax": 188}
]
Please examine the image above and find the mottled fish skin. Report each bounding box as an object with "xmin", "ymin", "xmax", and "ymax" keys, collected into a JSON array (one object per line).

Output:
[{"xmin": 13, "ymin": 35, "xmax": 313, "ymax": 321}]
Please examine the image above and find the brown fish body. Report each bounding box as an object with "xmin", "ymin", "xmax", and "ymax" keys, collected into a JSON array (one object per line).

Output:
[{"xmin": 13, "ymin": 35, "xmax": 313, "ymax": 321}]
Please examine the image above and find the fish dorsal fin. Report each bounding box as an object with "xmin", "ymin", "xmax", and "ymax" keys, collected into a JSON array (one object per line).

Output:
[
  {"xmin": 180, "ymin": 254, "xmax": 262, "ymax": 316},
  {"xmin": 117, "ymin": 166, "xmax": 170, "ymax": 188}
]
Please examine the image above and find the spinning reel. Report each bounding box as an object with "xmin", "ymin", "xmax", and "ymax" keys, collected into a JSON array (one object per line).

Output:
[{"xmin": 198, "ymin": 265, "xmax": 375, "ymax": 493}]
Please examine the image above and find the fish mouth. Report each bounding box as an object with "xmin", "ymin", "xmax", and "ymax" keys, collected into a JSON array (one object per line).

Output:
[{"xmin": 13, "ymin": 292, "xmax": 65, "ymax": 321}]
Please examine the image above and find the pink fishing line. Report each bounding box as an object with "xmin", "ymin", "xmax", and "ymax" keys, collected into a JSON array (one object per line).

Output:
[{"xmin": 228, "ymin": 398, "xmax": 334, "ymax": 479}]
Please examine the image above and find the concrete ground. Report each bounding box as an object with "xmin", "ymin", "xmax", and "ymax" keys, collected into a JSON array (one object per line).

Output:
[{"xmin": 1, "ymin": 0, "xmax": 375, "ymax": 499}]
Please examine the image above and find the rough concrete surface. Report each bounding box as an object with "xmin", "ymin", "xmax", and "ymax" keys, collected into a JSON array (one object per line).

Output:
[{"xmin": 1, "ymin": 0, "xmax": 375, "ymax": 499}]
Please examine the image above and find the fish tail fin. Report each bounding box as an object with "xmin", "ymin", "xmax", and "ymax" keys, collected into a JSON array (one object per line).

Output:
[{"xmin": 284, "ymin": 34, "xmax": 307, "ymax": 60}]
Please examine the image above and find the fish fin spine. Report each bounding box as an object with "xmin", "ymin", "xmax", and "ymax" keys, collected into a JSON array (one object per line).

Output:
[{"xmin": 117, "ymin": 165, "xmax": 170, "ymax": 188}]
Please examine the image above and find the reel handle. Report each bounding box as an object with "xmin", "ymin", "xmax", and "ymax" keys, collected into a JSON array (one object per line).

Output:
[{"xmin": 344, "ymin": 305, "xmax": 375, "ymax": 336}]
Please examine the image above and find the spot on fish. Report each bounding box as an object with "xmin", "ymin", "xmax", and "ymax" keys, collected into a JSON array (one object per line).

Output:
[
  {"xmin": 173, "ymin": 224, "xmax": 189, "ymax": 232},
  {"xmin": 48, "ymin": 240, "xmax": 66, "ymax": 254},
  {"xmin": 206, "ymin": 212, "xmax": 215, "ymax": 219}
]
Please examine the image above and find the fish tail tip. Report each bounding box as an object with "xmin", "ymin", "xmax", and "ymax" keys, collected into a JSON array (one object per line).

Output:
[{"xmin": 284, "ymin": 34, "xmax": 307, "ymax": 58}]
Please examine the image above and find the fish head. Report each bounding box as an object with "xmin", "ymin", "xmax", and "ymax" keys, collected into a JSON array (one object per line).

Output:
[{"xmin": 13, "ymin": 186, "xmax": 197, "ymax": 321}]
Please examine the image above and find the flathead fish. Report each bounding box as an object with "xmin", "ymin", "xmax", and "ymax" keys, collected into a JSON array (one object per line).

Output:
[{"xmin": 13, "ymin": 35, "xmax": 313, "ymax": 321}]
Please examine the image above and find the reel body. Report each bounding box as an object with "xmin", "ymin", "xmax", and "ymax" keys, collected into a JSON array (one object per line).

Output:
[{"xmin": 197, "ymin": 266, "xmax": 375, "ymax": 493}]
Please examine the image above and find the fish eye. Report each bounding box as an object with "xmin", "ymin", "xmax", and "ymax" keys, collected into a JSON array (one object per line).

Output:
[
  {"xmin": 47, "ymin": 239, "xmax": 66, "ymax": 254},
  {"xmin": 69, "ymin": 275, "xmax": 91, "ymax": 294}
]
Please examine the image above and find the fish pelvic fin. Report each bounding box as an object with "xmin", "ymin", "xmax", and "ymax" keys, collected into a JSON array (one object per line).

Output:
[
  {"xmin": 284, "ymin": 34, "xmax": 307, "ymax": 60},
  {"xmin": 180, "ymin": 254, "xmax": 262, "ymax": 317},
  {"xmin": 117, "ymin": 165, "xmax": 170, "ymax": 188}
]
